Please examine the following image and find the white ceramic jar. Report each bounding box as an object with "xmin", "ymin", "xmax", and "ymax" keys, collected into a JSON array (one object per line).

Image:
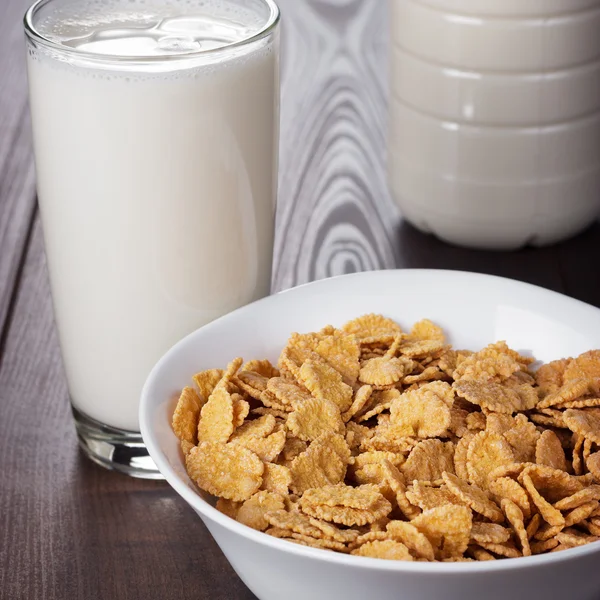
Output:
[{"xmin": 389, "ymin": 0, "xmax": 600, "ymax": 249}]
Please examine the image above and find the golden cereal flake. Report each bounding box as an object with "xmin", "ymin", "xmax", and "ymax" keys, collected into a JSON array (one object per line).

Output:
[
  {"xmin": 172, "ymin": 387, "xmax": 202, "ymax": 445},
  {"xmin": 411, "ymin": 505, "xmax": 473, "ymax": 560},
  {"xmin": 389, "ymin": 388, "xmax": 452, "ymax": 439},
  {"xmin": 410, "ymin": 319, "xmax": 446, "ymax": 343},
  {"xmin": 465, "ymin": 411, "xmax": 486, "ymax": 432},
  {"xmin": 403, "ymin": 440, "xmax": 455, "ymax": 483},
  {"xmin": 470, "ymin": 522, "xmax": 511, "ymax": 545},
  {"xmin": 526, "ymin": 513, "xmax": 542, "ymax": 539},
  {"xmin": 299, "ymin": 359, "xmax": 353, "ymax": 413},
  {"xmin": 573, "ymin": 433, "xmax": 585, "ymax": 476},
  {"xmin": 501, "ymin": 498, "xmax": 531, "ymax": 556},
  {"xmin": 315, "ymin": 333, "xmax": 361, "ymax": 384},
  {"xmin": 252, "ymin": 407, "xmax": 290, "ymax": 420},
  {"xmin": 563, "ymin": 500, "xmax": 599, "ymax": 527},
  {"xmin": 232, "ymin": 396, "xmax": 250, "ymax": 428},
  {"xmin": 453, "ymin": 349, "xmax": 521, "ymax": 384},
  {"xmin": 314, "ymin": 431, "xmax": 351, "ymax": 465},
  {"xmin": 587, "ymin": 451, "xmax": 600, "ymax": 480},
  {"xmin": 403, "ymin": 366, "xmax": 447, "ymax": 385},
  {"xmin": 466, "ymin": 431, "xmax": 515, "ymax": 490},
  {"xmin": 356, "ymin": 389, "xmax": 399, "ymax": 423},
  {"xmin": 231, "ymin": 429, "xmax": 286, "ymax": 463},
  {"xmin": 359, "ymin": 357, "xmax": 410, "ymax": 387},
  {"xmin": 301, "ymin": 484, "xmax": 387, "ymax": 510},
  {"xmin": 554, "ymin": 485, "xmax": 600, "ymax": 510},
  {"xmin": 477, "ymin": 541, "xmax": 521, "ymax": 559},
  {"xmin": 193, "ymin": 369, "xmax": 224, "ymax": 401},
  {"xmin": 385, "ymin": 520, "xmax": 435, "ymax": 561},
  {"xmin": 216, "ymin": 498, "xmax": 242, "ymax": 520},
  {"xmin": 281, "ymin": 436, "xmax": 308, "ymax": 463},
  {"xmin": 503, "ymin": 414, "xmax": 540, "ymax": 463},
  {"xmin": 381, "ymin": 460, "xmax": 421, "ymax": 520},
  {"xmin": 488, "ymin": 477, "xmax": 532, "ymax": 520},
  {"xmin": 186, "ymin": 442, "xmax": 263, "ymax": 501},
  {"xmin": 342, "ymin": 385, "xmax": 373, "ymax": 422},
  {"xmin": 265, "ymin": 510, "xmax": 329, "ymax": 539},
  {"xmin": 466, "ymin": 546, "xmax": 496, "ymax": 561},
  {"xmin": 442, "ymin": 471, "xmax": 504, "ymax": 523},
  {"xmin": 563, "ymin": 409, "xmax": 600, "ymax": 444},
  {"xmin": 537, "ymin": 378, "xmax": 591, "ymax": 410},
  {"xmin": 236, "ymin": 491, "xmax": 286, "ymax": 531},
  {"xmin": 520, "ymin": 472, "xmax": 566, "ymax": 528},
  {"xmin": 563, "ymin": 350, "xmax": 600, "ymax": 381},
  {"xmin": 342, "ymin": 314, "xmax": 402, "ymax": 340},
  {"xmin": 230, "ymin": 414, "xmax": 276, "ymax": 442},
  {"xmin": 454, "ymin": 432, "xmax": 476, "ymax": 481},
  {"xmin": 351, "ymin": 540, "xmax": 413, "ymax": 561},
  {"xmin": 301, "ymin": 491, "xmax": 392, "ymax": 527},
  {"xmin": 454, "ymin": 381, "xmax": 536, "ymax": 414},
  {"xmin": 235, "ymin": 371, "xmax": 269, "ymax": 400},
  {"xmin": 289, "ymin": 443, "xmax": 346, "ymax": 495},
  {"xmin": 535, "ymin": 359, "xmax": 568, "ymax": 396},
  {"xmin": 556, "ymin": 397, "xmax": 600, "ymax": 409},
  {"xmin": 555, "ymin": 528, "xmax": 600, "ymax": 548},
  {"xmin": 261, "ymin": 463, "xmax": 292, "ymax": 495},
  {"xmin": 536, "ymin": 430, "xmax": 568, "ymax": 472},
  {"xmin": 180, "ymin": 440, "xmax": 195, "ymax": 457},
  {"xmin": 406, "ymin": 482, "xmax": 465, "ymax": 511},
  {"xmin": 530, "ymin": 538, "xmax": 560, "ymax": 554},
  {"xmin": 399, "ymin": 339, "xmax": 446, "ymax": 359},
  {"xmin": 353, "ymin": 451, "xmax": 405, "ymax": 470},
  {"xmin": 287, "ymin": 397, "xmax": 345, "ymax": 442},
  {"xmin": 197, "ymin": 386, "xmax": 235, "ymax": 444},
  {"xmin": 267, "ymin": 377, "xmax": 312, "ymax": 408},
  {"xmin": 242, "ymin": 359, "xmax": 279, "ymax": 378}
]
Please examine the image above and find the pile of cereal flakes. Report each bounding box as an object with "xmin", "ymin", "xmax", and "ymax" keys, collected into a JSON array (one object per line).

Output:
[{"xmin": 171, "ymin": 314, "xmax": 600, "ymax": 562}]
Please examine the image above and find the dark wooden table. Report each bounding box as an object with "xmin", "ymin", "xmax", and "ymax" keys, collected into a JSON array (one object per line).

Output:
[{"xmin": 1, "ymin": 1, "xmax": 600, "ymax": 599}]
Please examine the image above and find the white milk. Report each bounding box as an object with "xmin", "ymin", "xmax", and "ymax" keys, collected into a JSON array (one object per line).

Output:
[
  {"xmin": 389, "ymin": 0, "xmax": 600, "ymax": 249},
  {"xmin": 27, "ymin": 0, "xmax": 279, "ymax": 431}
]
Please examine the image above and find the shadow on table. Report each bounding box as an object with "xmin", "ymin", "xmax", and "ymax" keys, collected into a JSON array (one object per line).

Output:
[{"xmin": 393, "ymin": 219, "xmax": 600, "ymax": 307}]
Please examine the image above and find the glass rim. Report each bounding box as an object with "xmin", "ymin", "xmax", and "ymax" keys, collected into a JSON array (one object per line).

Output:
[{"xmin": 24, "ymin": 0, "xmax": 280, "ymax": 64}]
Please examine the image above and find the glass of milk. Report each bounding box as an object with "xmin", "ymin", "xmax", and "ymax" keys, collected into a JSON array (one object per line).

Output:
[{"xmin": 24, "ymin": 0, "xmax": 280, "ymax": 478}]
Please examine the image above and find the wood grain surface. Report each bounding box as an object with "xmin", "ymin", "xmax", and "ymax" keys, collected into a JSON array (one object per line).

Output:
[{"xmin": 1, "ymin": 1, "xmax": 600, "ymax": 599}]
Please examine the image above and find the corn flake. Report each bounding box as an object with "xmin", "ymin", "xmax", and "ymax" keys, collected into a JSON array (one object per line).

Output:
[
  {"xmin": 563, "ymin": 409, "xmax": 600, "ymax": 444},
  {"xmin": 289, "ymin": 443, "xmax": 345, "ymax": 495},
  {"xmin": 236, "ymin": 491, "xmax": 285, "ymax": 531},
  {"xmin": 193, "ymin": 368, "xmax": 224, "ymax": 401},
  {"xmin": 411, "ymin": 505, "xmax": 472, "ymax": 559},
  {"xmin": 186, "ymin": 442, "xmax": 263, "ymax": 501},
  {"xmin": 466, "ymin": 431, "xmax": 515, "ymax": 489},
  {"xmin": 287, "ymin": 397, "xmax": 345, "ymax": 442},
  {"xmin": 197, "ymin": 386, "xmax": 235, "ymax": 444},
  {"xmin": 299, "ymin": 359, "xmax": 353, "ymax": 413},
  {"xmin": 261, "ymin": 463, "xmax": 292, "ymax": 495},
  {"xmin": 172, "ymin": 387, "xmax": 202, "ymax": 445},
  {"xmin": 536, "ymin": 430, "xmax": 568, "ymax": 472},
  {"xmin": 470, "ymin": 522, "xmax": 511, "ymax": 545},
  {"xmin": 443, "ymin": 471, "xmax": 504, "ymax": 523},
  {"xmin": 390, "ymin": 383, "xmax": 453, "ymax": 439},
  {"xmin": 403, "ymin": 439, "xmax": 455, "ymax": 483},
  {"xmin": 359, "ymin": 357, "xmax": 409, "ymax": 387},
  {"xmin": 351, "ymin": 540, "xmax": 413, "ymax": 561}
]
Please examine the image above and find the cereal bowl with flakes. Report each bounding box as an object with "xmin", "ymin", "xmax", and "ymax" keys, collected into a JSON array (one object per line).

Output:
[{"xmin": 140, "ymin": 270, "xmax": 600, "ymax": 600}]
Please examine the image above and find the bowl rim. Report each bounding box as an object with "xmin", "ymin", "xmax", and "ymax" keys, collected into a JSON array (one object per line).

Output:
[{"xmin": 140, "ymin": 268, "xmax": 600, "ymax": 573}]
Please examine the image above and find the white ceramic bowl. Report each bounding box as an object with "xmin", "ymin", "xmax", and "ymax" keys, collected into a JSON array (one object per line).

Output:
[
  {"xmin": 140, "ymin": 270, "xmax": 600, "ymax": 600},
  {"xmin": 392, "ymin": 0, "xmax": 600, "ymax": 72}
]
